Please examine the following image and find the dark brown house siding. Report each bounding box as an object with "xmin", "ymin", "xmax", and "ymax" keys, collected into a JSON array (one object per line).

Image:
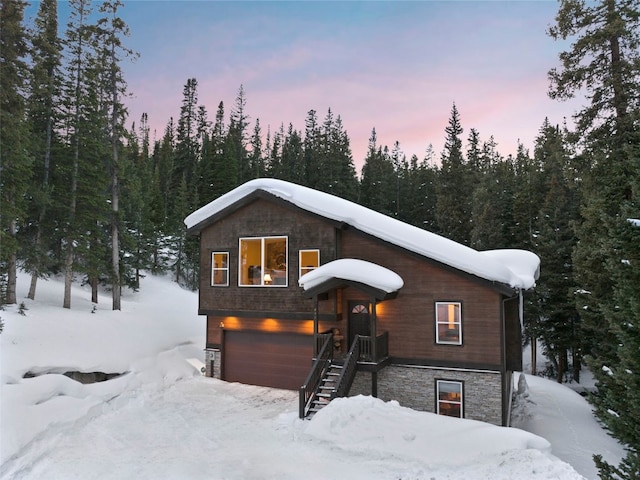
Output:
[
  {"xmin": 339, "ymin": 228, "xmax": 504, "ymax": 368},
  {"xmin": 198, "ymin": 198, "xmax": 339, "ymax": 316}
]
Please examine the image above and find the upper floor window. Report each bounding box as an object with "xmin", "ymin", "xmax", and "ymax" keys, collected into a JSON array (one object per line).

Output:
[
  {"xmin": 435, "ymin": 301, "xmax": 462, "ymax": 345},
  {"xmin": 436, "ymin": 380, "xmax": 463, "ymax": 418},
  {"xmin": 211, "ymin": 252, "xmax": 229, "ymax": 286},
  {"xmin": 299, "ymin": 249, "xmax": 319, "ymax": 278},
  {"xmin": 239, "ymin": 236, "xmax": 288, "ymax": 287}
]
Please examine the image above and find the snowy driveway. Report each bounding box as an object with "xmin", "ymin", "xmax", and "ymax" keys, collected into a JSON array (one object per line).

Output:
[{"xmin": 4, "ymin": 376, "xmax": 583, "ymax": 480}]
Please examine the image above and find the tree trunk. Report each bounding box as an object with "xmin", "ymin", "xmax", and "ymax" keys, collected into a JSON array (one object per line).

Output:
[
  {"xmin": 90, "ymin": 276, "xmax": 98, "ymax": 304},
  {"xmin": 63, "ymin": 241, "xmax": 73, "ymax": 309},
  {"xmin": 28, "ymin": 107, "xmax": 54, "ymax": 301},
  {"xmin": 6, "ymin": 219, "xmax": 18, "ymax": 305}
]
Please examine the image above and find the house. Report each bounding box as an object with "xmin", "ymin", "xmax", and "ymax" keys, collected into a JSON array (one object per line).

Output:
[{"xmin": 185, "ymin": 178, "xmax": 540, "ymax": 426}]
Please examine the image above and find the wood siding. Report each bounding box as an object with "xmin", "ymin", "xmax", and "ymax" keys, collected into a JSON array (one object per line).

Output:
[
  {"xmin": 198, "ymin": 195, "xmax": 519, "ymax": 388},
  {"xmin": 198, "ymin": 198, "xmax": 338, "ymax": 316},
  {"xmin": 339, "ymin": 228, "xmax": 505, "ymax": 368}
]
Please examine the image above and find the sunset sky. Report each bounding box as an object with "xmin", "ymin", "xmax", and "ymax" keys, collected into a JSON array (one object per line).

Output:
[{"xmin": 29, "ymin": 1, "xmax": 584, "ymax": 172}]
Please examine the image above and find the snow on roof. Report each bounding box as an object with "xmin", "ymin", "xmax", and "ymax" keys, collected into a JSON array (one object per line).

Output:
[
  {"xmin": 299, "ymin": 259, "xmax": 404, "ymax": 293},
  {"xmin": 184, "ymin": 178, "xmax": 540, "ymax": 290}
]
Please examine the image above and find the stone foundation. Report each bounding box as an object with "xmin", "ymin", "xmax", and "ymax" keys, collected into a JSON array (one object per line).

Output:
[
  {"xmin": 204, "ymin": 348, "xmax": 221, "ymax": 378},
  {"xmin": 349, "ymin": 365, "xmax": 503, "ymax": 426}
]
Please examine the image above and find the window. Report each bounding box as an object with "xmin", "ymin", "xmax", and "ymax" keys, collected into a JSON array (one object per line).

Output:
[
  {"xmin": 299, "ymin": 249, "xmax": 319, "ymax": 278},
  {"xmin": 239, "ymin": 236, "xmax": 288, "ymax": 286},
  {"xmin": 437, "ymin": 380, "xmax": 463, "ymax": 418},
  {"xmin": 435, "ymin": 302, "xmax": 462, "ymax": 345},
  {"xmin": 211, "ymin": 252, "xmax": 229, "ymax": 286}
]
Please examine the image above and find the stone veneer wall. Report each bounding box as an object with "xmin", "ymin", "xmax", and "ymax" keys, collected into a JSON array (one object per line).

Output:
[
  {"xmin": 204, "ymin": 348, "xmax": 221, "ymax": 378},
  {"xmin": 349, "ymin": 365, "xmax": 503, "ymax": 426}
]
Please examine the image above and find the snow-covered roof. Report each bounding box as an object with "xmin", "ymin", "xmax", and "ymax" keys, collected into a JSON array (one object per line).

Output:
[
  {"xmin": 299, "ymin": 259, "xmax": 404, "ymax": 294},
  {"xmin": 185, "ymin": 178, "xmax": 540, "ymax": 290}
]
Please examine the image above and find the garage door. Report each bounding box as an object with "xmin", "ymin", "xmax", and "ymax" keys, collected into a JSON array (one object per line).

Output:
[{"xmin": 223, "ymin": 330, "xmax": 314, "ymax": 390}]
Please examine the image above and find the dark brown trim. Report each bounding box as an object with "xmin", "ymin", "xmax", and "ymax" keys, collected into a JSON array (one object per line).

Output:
[
  {"xmin": 205, "ymin": 343, "xmax": 221, "ymax": 350},
  {"xmin": 389, "ymin": 357, "xmax": 501, "ymax": 372},
  {"xmin": 198, "ymin": 308, "xmax": 337, "ymax": 321}
]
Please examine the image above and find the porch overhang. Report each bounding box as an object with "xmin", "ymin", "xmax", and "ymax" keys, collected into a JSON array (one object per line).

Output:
[
  {"xmin": 302, "ymin": 277, "xmax": 398, "ymax": 301},
  {"xmin": 299, "ymin": 258, "xmax": 404, "ymax": 301}
]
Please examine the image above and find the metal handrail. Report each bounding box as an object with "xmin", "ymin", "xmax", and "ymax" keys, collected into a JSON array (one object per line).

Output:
[{"xmin": 299, "ymin": 333, "xmax": 333, "ymax": 419}]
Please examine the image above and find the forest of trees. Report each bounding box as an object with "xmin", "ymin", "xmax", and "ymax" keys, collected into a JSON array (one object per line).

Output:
[{"xmin": 0, "ymin": 0, "xmax": 638, "ymax": 477}]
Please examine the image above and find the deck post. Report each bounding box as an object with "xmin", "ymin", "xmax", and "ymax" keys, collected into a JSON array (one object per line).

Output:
[{"xmin": 313, "ymin": 295, "xmax": 319, "ymax": 357}]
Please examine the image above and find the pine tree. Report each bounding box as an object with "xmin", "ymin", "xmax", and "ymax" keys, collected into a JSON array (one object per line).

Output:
[
  {"xmin": 303, "ymin": 109, "xmax": 322, "ymax": 189},
  {"xmin": 435, "ymin": 103, "xmax": 472, "ymax": 244},
  {"xmin": 533, "ymin": 120, "xmax": 581, "ymax": 383},
  {"xmin": 0, "ymin": 0, "xmax": 32, "ymax": 305},
  {"xmin": 58, "ymin": 0, "xmax": 94, "ymax": 308},
  {"xmin": 248, "ymin": 118, "xmax": 266, "ymax": 179},
  {"xmin": 229, "ymin": 84, "xmax": 250, "ymax": 184},
  {"xmin": 95, "ymin": 0, "xmax": 137, "ymax": 310},
  {"xmin": 549, "ymin": 0, "xmax": 640, "ymax": 475},
  {"xmin": 23, "ymin": 0, "xmax": 62, "ymax": 301},
  {"xmin": 279, "ymin": 124, "xmax": 305, "ymax": 184},
  {"xmin": 359, "ymin": 129, "xmax": 396, "ymax": 216}
]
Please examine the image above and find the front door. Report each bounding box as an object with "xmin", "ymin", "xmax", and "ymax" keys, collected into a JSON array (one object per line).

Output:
[{"xmin": 348, "ymin": 300, "xmax": 370, "ymax": 347}]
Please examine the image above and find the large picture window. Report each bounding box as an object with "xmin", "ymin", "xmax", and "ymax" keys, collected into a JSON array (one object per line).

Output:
[
  {"xmin": 437, "ymin": 380, "xmax": 463, "ymax": 418},
  {"xmin": 435, "ymin": 301, "xmax": 462, "ymax": 345},
  {"xmin": 299, "ymin": 249, "xmax": 319, "ymax": 278},
  {"xmin": 239, "ymin": 236, "xmax": 288, "ymax": 287},
  {"xmin": 211, "ymin": 252, "xmax": 229, "ymax": 286}
]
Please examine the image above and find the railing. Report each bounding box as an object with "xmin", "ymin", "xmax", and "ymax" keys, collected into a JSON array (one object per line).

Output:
[
  {"xmin": 299, "ymin": 333, "xmax": 333, "ymax": 419},
  {"xmin": 358, "ymin": 332, "xmax": 389, "ymax": 363},
  {"xmin": 332, "ymin": 335, "xmax": 361, "ymax": 399},
  {"xmin": 315, "ymin": 333, "xmax": 332, "ymax": 357}
]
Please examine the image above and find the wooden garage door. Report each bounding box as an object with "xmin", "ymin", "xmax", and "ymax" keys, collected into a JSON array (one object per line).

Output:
[{"xmin": 223, "ymin": 330, "xmax": 313, "ymax": 390}]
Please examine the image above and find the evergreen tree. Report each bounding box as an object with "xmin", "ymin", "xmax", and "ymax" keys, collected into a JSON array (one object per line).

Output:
[
  {"xmin": 279, "ymin": 124, "xmax": 305, "ymax": 184},
  {"xmin": 248, "ymin": 118, "xmax": 266, "ymax": 179},
  {"xmin": 0, "ymin": 0, "xmax": 32, "ymax": 305},
  {"xmin": 23, "ymin": 0, "xmax": 62, "ymax": 301},
  {"xmin": 435, "ymin": 103, "xmax": 472, "ymax": 244},
  {"xmin": 303, "ymin": 109, "xmax": 322, "ymax": 189},
  {"xmin": 549, "ymin": 0, "xmax": 640, "ymax": 475},
  {"xmin": 172, "ymin": 79, "xmax": 201, "ymax": 286},
  {"xmin": 322, "ymin": 112, "xmax": 359, "ymax": 201},
  {"xmin": 533, "ymin": 120, "xmax": 581, "ymax": 383},
  {"xmin": 229, "ymin": 84, "xmax": 250, "ymax": 184},
  {"xmin": 95, "ymin": 0, "xmax": 137, "ymax": 310},
  {"xmin": 359, "ymin": 128, "xmax": 395, "ymax": 216}
]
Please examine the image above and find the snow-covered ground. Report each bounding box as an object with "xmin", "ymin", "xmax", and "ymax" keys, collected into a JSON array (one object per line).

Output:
[{"xmin": 0, "ymin": 272, "xmax": 625, "ymax": 479}]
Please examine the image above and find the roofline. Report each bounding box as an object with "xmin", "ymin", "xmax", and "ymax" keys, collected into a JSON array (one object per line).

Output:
[{"xmin": 187, "ymin": 183, "xmax": 527, "ymax": 295}]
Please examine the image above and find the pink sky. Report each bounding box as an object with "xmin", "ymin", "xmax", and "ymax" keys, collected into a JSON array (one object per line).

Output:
[{"xmin": 115, "ymin": 1, "xmax": 583, "ymax": 173}]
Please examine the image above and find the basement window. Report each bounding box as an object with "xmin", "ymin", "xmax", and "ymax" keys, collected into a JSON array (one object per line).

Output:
[
  {"xmin": 239, "ymin": 236, "xmax": 288, "ymax": 286},
  {"xmin": 435, "ymin": 301, "xmax": 462, "ymax": 345},
  {"xmin": 437, "ymin": 380, "xmax": 463, "ymax": 418}
]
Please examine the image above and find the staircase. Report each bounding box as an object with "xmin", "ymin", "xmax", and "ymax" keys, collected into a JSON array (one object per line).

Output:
[
  {"xmin": 299, "ymin": 335, "xmax": 361, "ymax": 419},
  {"xmin": 307, "ymin": 362, "xmax": 343, "ymax": 417}
]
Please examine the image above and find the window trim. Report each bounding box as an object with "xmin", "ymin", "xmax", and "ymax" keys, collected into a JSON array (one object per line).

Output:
[
  {"xmin": 436, "ymin": 379, "xmax": 464, "ymax": 418},
  {"xmin": 299, "ymin": 249, "xmax": 320, "ymax": 279},
  {"xmin": 210, "ymin": 251, "xmax": 229, "ymax": 287},
  {"xmin": 238, "ymin": 236, "xmax": 288, "ymax": 287},
  {"xmin": 435, "ymin": 301, "xmax": 463, "ymax": 345}
]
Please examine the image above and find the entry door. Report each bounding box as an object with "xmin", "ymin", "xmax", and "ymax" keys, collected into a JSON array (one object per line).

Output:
[{"xmin": 348, "ymin": 300, "xmax": 370, "ymax": 347}]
